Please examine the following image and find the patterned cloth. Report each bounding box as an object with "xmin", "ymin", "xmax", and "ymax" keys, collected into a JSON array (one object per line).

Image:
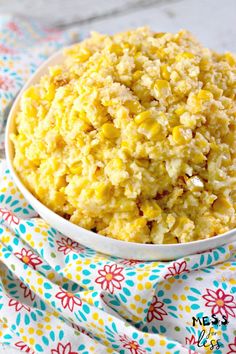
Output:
[
  {"xmin": 0, "ymin": 14, "xmax": 236, "ymax": 354},
  {"xmin": 0, "ymin": 15, "xmax": 77, "ymax": 150},
  {"xmin": 0, "ymin": 160, "xmax": 236, "ymax": 354}
]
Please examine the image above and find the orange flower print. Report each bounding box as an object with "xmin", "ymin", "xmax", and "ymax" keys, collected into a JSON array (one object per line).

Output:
[
  {"xmin": 0, "ymin": 208, "xmax": 19, "ymax": 225},
  {"xmin": 15, "ymin": 341, "xmax": 35, "ymax": 353},
  {"xmin": 8, "ymin": 298, "xmax": 30, "ymax": 312},
  {"xmin": 147, "ymin": 295, "xmax": 167, "ymax": 322},
  {"xmin": 14, "ymin": 248, "xmax": 43, "ymax": 269},
  {"xmin": 55, "ymin": 287, "xmax": 82, "ymax": 312},
  {"xmin": 202, "ymin": 288, "xmax": 236, "ymax": 318},
  {"xmin": 51, "ymin": 342, "xmax": 78, "ymax": 354},
  {"xmin": 227, "ymin": 337, "xmax": 236, "ymax": 354},
  {"xmin": 56, "ymin": 237, "xmax": 84, "ymax": 255},
  {"xmin": 119, "ymin": 334, "xmax": 147, "ymax": 354},
  {"xmin": 185, "ymin": 335, "xmax": 199, "ymax": 354},
  {"xmin": 164, "ymin": 260, "xmax": 189, "ymax": 279},
  {"xmin": 95, "ymin": 264, "xmax": 125, "ymax": 294},
  {"xmin": 20, "ymin": 282, "xmax": 36, "ymax": 301}
]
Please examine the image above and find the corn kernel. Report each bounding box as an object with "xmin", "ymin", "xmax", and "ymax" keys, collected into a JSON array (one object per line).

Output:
[
  {"xmin": 125, "ymin": 100, "xmax": 142, "ymax": 114},
  {"xmin": 141, "ymin": 200, "xmax": 162, "ymax": 219},
  {"xmin": 222, "ymin": 132, "xmax": 234, "ymax": 146},
  {"xmin": 95, "ymin": 183, "xmax": 109, "ymax": 199},
  {"xmin": 175, "ymin": 105, "xmax": 186, "ymax": 116},
  {"xmin": 154, "ymin": 32, "xmax": 165, "ymax": 38},
  {"xmin": 176, "ymin": 52, "xmax": 195, "ymax": 61},
  {"xmin": 101, "ymin": 123, "xmax": 119, "ymax": 139},
  {"xmin": 197, "ymin": 89, "xmax": 213, "ymax": 102},
  {"xmin": 132, "ymin": 70, "xmax": 143, "ymax": 81},
  {"xmin": 191, "ymin": 152, "xmax": 206, "ymax": 164},
  {"xmin": 213, "ymin": 197, "xmax": 233, "ymax": 214},
  {"xmin": 138, "ymin": 119, "xmax": 161, "ymax": 139},
  {"xmin": 153, "ymin": 80, "xmax": 171, "ymax": 99},
  {"xmin": 109, "ymin": 43, "xmax": 123, "ymax": 55},
  {"xmin": 109, "ymin": 158, "xmax": 123, "ymax": 170},
  {"xmin": 155, "ymin": 49, "xmax": 166, "ymax": 60},
  {"xmin": 204, "ymin": 84, "xmax": 223, "ymax": 99},
  {"xmin": 200, "ymin": 57, "xmax": 211, "ymax": 71},
  {"xmin": 172, "ymin": 125, "xmax": 192, "ymax": 145},
  {"xmin": 160, "ymin": 64, "xmax": 170, "ymax": 80},
  {"xmin": 186, "ymin": 176, "xmax": 204, "ymax": 191},
  {"xmin": 164, "ymin": 234, "xmax": 178, "ymax": 244},
  {"xmin": 23, "ymin": 86, "xmax": 40, "ymax": 101},
  {"xmin": 136, "ymin": 159, "xmax": 149, "ymax": 168},
  {"xmin": 77, "ymin": 48, "xmax": 91, "ymax": 62},
  {"xmin": 223, "ymin": 52, "xmax": 236, "ymax": 66},
  {"xmin": 173, "ymin": 217, "xmax": 194, "ymax": 242},
  {"xmin": 70, "ymin": 165, "xmax": 82, "ymax": 175},
  {"xmin": 134, "ymin": 110, "xmax": 151, "ymax": 125}
]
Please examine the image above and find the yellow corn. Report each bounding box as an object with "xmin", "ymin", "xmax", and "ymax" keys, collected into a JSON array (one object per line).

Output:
[
  {"xmin": 49, "ymin": 66, "xmax": 62, "ymax": 78},
  {"xmin": 175, "ymin": 105, "xmax": 186, "ymax": 116},
  {"xmin": 223, "ymin": 52, "xmax": 236, "ymax": 66},
  {"xmin": 213, "ymin": 197, "xmax": 233, "ymax": 214},
  {"xmin": 108, "ymin": 158, "xmax": 124, "ymax": 170},
  {"xmin": 24, "ymin": 87, "xmax": 40, "ymax": 101},
  {"xmin": 197, "ymin": 89, "xmax": 213, "ymax": 102},
  {"xmin": 70, "ymin": 164, "xmax": 82, "ymax": 175},
  {"xmin": 134, "ymin": 110, "xmax": 151, "ymax": 125},
  {"xmin": 172, "ymin": 125, "xmax": 192, "ymax": 145},
  {"xmin": 176, "ymin": 52, "xmax": 195, "ymax": 61},
  {"xmin": 186, "ymin": 176, "xmax": 204, "ymax": 191},
  {"xmin": 116, "ymin": 199, "xmax": 135, "ymax": 212},
  {"xmin": 163, "ymin": 234, "xmax": 178, "ymax": 244},
  {"xmin": 141, "ymin": 200, "xmax": 162, "ymax": 219},
  {"xmin": 95, "ymin": 183, "xmax": 109, "ymax": 199},
  {"xmin": 222, "ymin": 132, "xmax": 234, "ymax": 146},
  {"xmin": 154, "ymin": 32, "xmax": 165, "ymax": 38},
  {"xmin": 200, "ymin": 57, "xmax": 211, "ymax": 71},
  {"xmin": 84, "ymin": 188, "xmax": 94, "ymax": 198},
  {"xmin": 125, "ymin": 100, "xmax": 142, "ymax": 114},
  {"xmin": 204, "ymin": 84, "xmax": 223, "ymax": 99},
  {"xmin": 109, "ymin": 43, "xmax": 123, "ymax": 55},
  {"xmin": 160, "ymin": 64, "xmax": 170, "ymax": 80},
  {"xmin": 153, "ymin": 80, "xmax": 171, "ymax": 99},
  {"xmin": 136, "ymin": 159, "xmax": 149, "ymax": 168},
  {"xmin": 155, "ymin": 49, "xmax": 166, "ymax": 60},
  {"xmin": 191, "ymin": 152, "xmax": 206, "ymax": 164},
  {"xmin": 134, "ymin": 217, "xmax": 147, "ymax": 228},
  {"xmin": 77, "ymin": 48, "xmax": 91, "ymax": 62},
  {"xmin": 101, "ymin": 123, "xmax": 119, "ymax": 139},
  {"xmin": 44, "ymin": 83, "xmax": 55, "ymax": 101},
  {"xmin": 174, "ymin": 216, "xmax": 193, "ymax": 232},
  {"xmin": 132, "ymin": 70, "xmax": 143, "ymax": 81},
  {"xmin": 138, "ymin": 119, "xmax": 161, "ymax": 139}
]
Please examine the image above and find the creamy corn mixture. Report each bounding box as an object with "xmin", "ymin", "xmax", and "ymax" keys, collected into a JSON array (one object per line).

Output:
[{"xmin": 12, "ymin": 28, "xmax": 236, "ymax": 244}]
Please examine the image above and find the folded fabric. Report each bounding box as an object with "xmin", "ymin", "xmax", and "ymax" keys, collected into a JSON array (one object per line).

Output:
[
  {"xmin": 0, "ymin": 14, "xmax": 78, "ymax": 150},
  {"xmin": 0, "ymin": 159, "xmax": 236, "ymax": 353}
]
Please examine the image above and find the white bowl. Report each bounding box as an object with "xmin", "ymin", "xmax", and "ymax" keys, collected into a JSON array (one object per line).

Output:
[{"xmin": 5, "ymin": 49, "xmax": 236, "ymax": 260}]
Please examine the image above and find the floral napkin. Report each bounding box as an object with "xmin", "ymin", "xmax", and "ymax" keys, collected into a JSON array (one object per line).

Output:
[
  {"xmin": 0, "ymin": 14, "xmax": 77, "ymax": 151},
  {"xmin": 0, "ymin": 15, "xmax": 236, "ymax": 354}
]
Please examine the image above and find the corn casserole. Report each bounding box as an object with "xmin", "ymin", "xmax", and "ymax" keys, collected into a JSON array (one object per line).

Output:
[{"xmin": 12, "ymin": 27, "xmax": 236, "ymax": 244}]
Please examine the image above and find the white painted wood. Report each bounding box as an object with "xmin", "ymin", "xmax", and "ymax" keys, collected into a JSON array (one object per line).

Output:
[
  {"xmin": 0, "ymin": 0, "xmax": 235, "ymax": 52},
  {"xmin": 76, "ymin": 0, "xmax": 236, "ymax": 53},
  {"xmin": 0, "ymin": 0, "xmax": 162, "ymax": 27}
]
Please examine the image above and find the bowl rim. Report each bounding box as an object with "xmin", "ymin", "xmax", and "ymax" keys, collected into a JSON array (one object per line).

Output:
[{"xmin": 5, "ymin": 47, "xmax": 236, "ymax": 251}]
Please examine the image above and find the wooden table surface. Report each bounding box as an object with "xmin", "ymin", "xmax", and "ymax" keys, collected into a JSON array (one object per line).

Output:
[{"xmin": 0, "ymin": 0, "xmax": 236, "ymax": 52}]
